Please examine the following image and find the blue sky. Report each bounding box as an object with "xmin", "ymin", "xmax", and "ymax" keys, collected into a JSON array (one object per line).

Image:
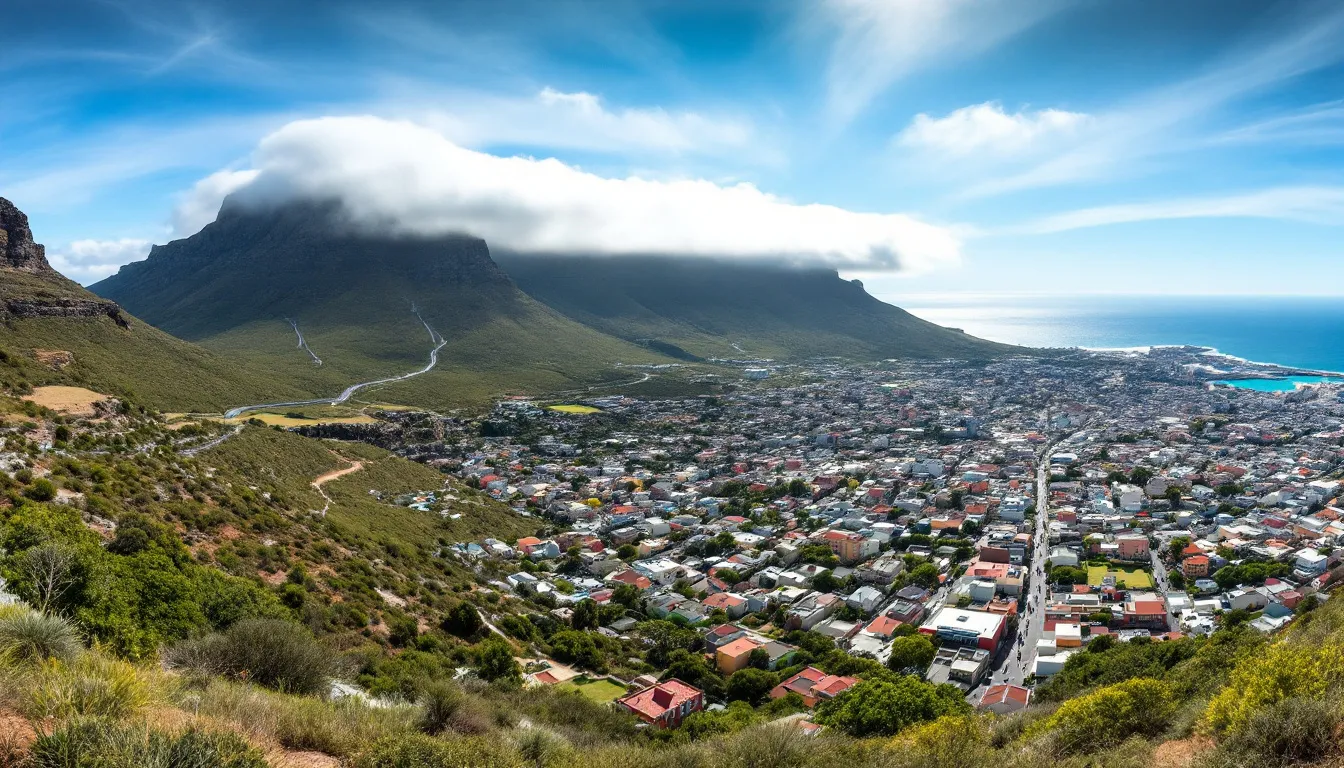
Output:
[{"xmin": 4, "ymin": 0, "xmax": 1344, "ymax": 299}]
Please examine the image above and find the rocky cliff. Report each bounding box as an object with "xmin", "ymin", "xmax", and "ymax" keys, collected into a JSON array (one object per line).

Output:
[{"xmin": 0, "ymin": 197, "xmax": 130, "ymax": 326}]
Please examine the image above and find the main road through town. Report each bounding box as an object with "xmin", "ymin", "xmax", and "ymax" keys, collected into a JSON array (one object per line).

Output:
[{"xmin": 979, "ymin": 429, "xmax": 1083, "ymax": 692}]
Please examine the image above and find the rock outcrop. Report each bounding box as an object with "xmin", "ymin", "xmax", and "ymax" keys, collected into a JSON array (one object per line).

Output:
[
  {"xmin": 0, "ymin": 197, "xmax": 131, "ymax": 326},
  {"xmin": 0, "ymin": 197, "xmax": 55, "ymax": 274}
]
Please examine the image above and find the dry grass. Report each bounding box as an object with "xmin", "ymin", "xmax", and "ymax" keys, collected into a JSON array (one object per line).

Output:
[
  {"xmin": 191, "ymin": 679, "xmax": 420, "ymax": 758},
  {"xmin": 22, "ymin": 385, "xmax": 106, "ymax": 416}
]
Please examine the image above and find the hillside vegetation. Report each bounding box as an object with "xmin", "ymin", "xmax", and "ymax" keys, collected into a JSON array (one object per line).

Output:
[{"xmin": 0, "ymin": 381, "xmax": 1338, "ymax": 767}]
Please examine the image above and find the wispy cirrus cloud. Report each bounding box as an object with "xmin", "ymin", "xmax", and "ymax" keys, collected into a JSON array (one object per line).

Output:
[
  {"xmin": 960, "ymin": 2, "xmax": 1344, "ymax": 199},
  {"xmin": 814, "ymin": 0, "xmax": 1071, "ymax": 126},
  {"xmin": 1009, "ymin": 186, "xmax": 1344, "ymax": 234}
]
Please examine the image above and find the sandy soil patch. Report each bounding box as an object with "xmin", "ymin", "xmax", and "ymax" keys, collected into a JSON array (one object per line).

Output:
[
  {"xmin": 1151, "ymin": 736, "xmax": 1214, "ymax": 768},
  {"xmin": 24, "ymin": 385, "xmax": 106, "ymax": 416}
]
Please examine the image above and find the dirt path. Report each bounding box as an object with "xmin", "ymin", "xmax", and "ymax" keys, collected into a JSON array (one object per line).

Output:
[
  {"xmin": 310, "ymin": 457, "xmax": 363, "ymax": 516},
  {"xmin": 313, "ymin": 459, "xmax": 364, "ymax": 488}
]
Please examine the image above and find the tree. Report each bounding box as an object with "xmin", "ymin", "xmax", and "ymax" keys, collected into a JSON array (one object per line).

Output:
[
  {"xmin": 909, "ymin": 563, "xmax": 941, "ymax": 588},
  {"xmin": 1167, "ymin": 536, "xmax": 1191, "ymax": 563},
  {"xmin": 571, "ymin": 599, "xmax": 600, "ymax": 631},
  {"xmin": 16, "ymin": 542, "xmax": 78, "ymax": 614},
  {"xmin": 887, "ymin": 634, "xmax": 936, "ymax": 675},
  {"xmin": 748, "ymin": 647, "xmax": 771, "ymax": 670},
  {"xmin": 814, "ymin": 677, "xmax": 970, "ymax": 738},
  {"xmin": 811, "ymin": 570, "xmax": 841, "ymax": 593},
  {"xmin": 636, "ymin": 620, "xmax": 699, "ymax": 667},
  {"xmin": 548, "ymin": 630, "xmax": 605, "ymax": 671},
  {"xmin": 714, "ymin": 568, "xmax": 742, "ymax": 585},
  {"xmin": 1129, "ymin": 467, "xmax": 1154, "ymax": 486},
  {"xmin": 475, "ymin": 637, "xmax": 521, "ymax": 685},
  {"xmin": 612, "ymin": 583, "xmax": 644, "ymax": 612},
  {"xmin": 616, "ymin": 544, "xmax": 638, "ymax": 560},
  {"xmin": 726, "ymin": 668, "xmax": 777, "ymax": 705},
  {"xmin": 788, "ymin": 479, "xmax": 810, "ymax": 497},
  {"xmin": 442, "ymin": 602, "xmax": 483, "ymax": 638},
  {"xmin": 663, "ymin": 649, "xmax": 723, "ymax": 699}
]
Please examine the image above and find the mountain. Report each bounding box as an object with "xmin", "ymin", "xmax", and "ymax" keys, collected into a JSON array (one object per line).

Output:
[
  {"xmin": 492, "ymin": 253, "xmax": 1014, "ymax": 361},
  {"xmin": 91, "ymin": 198, "xmax": 673, "ymax": 410},
  {"xmin": 0, "ymin": 197, "xmax": 311, "ymax": 411}
]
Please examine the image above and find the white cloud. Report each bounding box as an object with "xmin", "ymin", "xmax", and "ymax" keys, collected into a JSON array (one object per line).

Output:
[
  {"xmin": 1013, "ymin": 186, "xmax": 1344, "ymax": 234},
  {"xmin": 401, "ymin": 86, "xmax": 766, "ymax": 162},
  {"xmin": 48, "ymin": 238, "xmax": 152, "ymax": 283},
  {"xmin": 171, "ymin": 169, "xmax": 260, "ymax": 238},
  {"xmin": 897, "ymin": 102, "xmax": 1090, "ymax": 157},
  {"xmin": 816, "ymin": 0, "xmax": 1068, "ymax": 125},
  {"xmin": 224, "ymin": 115, "xmax": 960, "ymax": 272}
]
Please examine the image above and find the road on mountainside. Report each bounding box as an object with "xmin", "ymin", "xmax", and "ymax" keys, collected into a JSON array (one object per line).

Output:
[{"xmin": 222, "ymin": 312, "xmax": 446, "ymax": 419}]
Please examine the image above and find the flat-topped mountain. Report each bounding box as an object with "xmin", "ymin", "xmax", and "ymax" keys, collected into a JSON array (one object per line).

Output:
[
  {"xmin": 493, "ymin": 253, "xmax": 1014, "ymax": 361},
  {"xmin": 91, "ymin": 198, "xmax": 672, "ymax": 409}
]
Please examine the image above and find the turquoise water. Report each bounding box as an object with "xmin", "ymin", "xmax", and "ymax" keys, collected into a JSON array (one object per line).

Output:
[
  {"xmin": 1214, "ymin": 376, "xmax": 1344, "ymax": 392},
  {"xmin": 901, "ymin": 295, "xmax": 1344, "ymax": 374}
]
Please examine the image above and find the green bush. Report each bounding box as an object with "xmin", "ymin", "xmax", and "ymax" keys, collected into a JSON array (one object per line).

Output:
[
  {"xmin": 814, "ymin": 677, "xmax": 971, "ymax": 738},
  {"xmin": 29, "ymin": 719, "xmax": 267, "ymax": 768},
  {"xmin": 1031, "ymin": 678, "xmax": 1176, "ymax": 753},
  {"xmin": 1208, "ymin": 696, "xmax": 1343, "ymax": 768},
  {"xmin": 0, "ymin": 609, "xmax": 81, "ymax": 664},
  {"xmin": 419, "ymin": 680, "xmax": 465, "ymax": 734},
  {"xmin": 354, "ymin": 733, "xmax": 523, "ymax": 768},
  {"xmin": 24, "ymin": 655, "xmax": 158, "ymax": 721},
  {"xmin": 165, "ymin": 618, "xmax": 336, "ymax": 694}
]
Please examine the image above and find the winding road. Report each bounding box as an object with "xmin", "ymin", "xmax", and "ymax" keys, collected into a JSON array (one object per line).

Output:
[
  {"xmin": 287, "ymin": 318, "xmax": 323, "ymax": 366},
  {"xmin": 223, "ymin": 312, "xmax": 446, "ymax": 419}
]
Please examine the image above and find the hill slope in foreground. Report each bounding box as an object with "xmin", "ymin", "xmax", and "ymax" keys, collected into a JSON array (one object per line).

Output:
[
  {"xmin": 0, "ymin": 388, "xmax": 1340, "ymax": 766},
  {"xmin": 91, "ymin": 198, "xmax": 676, "ymax": 411},
  {"xmin": 0, "ymin": 197, "xmax": 312, "ymax": 411}
]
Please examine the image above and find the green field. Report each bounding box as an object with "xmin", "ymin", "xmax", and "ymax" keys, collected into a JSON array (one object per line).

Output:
[
  {"xmin": 557, "ymin": 676, "xmax": 628, "ymax": 703},
  {"xmin": 1086, "ymin": 565, "xmax": 1154, "ymax": 589}
]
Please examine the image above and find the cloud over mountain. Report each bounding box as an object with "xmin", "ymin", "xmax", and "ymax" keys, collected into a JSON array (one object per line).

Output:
[{"xmin": 196, "ymin": 116, "xmax": 960, "ymax": 273}]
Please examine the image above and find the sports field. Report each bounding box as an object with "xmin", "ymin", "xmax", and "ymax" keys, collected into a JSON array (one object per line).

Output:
[{"xmin": 1087, "ymin": 565, "xmax": 1153, "ymax": 589}]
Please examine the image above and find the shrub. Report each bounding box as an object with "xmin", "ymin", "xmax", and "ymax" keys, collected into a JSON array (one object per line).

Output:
[
  {"xmin": 165, "ymin": 618, "xmax": 335, "ymax": 695},
  {"xmin": 29, "ymin": 719, "xmax": 267, "ymax": 768},
  {"xmin": 0, "ymin": 609, "xmax": 81, "ymax": 665},
  {"xmin": 354, "ymin": 733, "xmax": 523, "ymax": 768},
  {"xmin": 1209, "ymin": 696, "xmax": 1343, "ymax": 768},
  {"xmin": 1030, "ymin": 678, "xmax": 1176, "ymax": 753},
  {"xmin": 419, "ymin": 680, "xmax": 465, "ymax": 734},
  {"xmin": 25, "ymin": 655, "xmax": 157, "ymax": 721},
  {"xmin": 885, "ymin": 714, "xmax": 992, "ymax": 768},
  {"xmin": 1201, "ymin": 640, "xmax": 1344, "ymax": 734}
]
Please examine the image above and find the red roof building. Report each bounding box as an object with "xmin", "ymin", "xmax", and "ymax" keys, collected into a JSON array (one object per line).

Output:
[
  {"xmin": 617, "ymin": 679, "xmax": 704, "ymax": 728},
  {"xmin": 979, "ymin": 684, "xmax": 1031, "ymax": 715},
  {"xmin": 769, "ymin": 667, "xmax": 859, "ymax": 708}
]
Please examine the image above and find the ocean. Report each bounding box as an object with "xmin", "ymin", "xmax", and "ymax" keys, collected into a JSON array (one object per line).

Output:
[{"xmin": 899, "ymin": 295, "xmax": 1344, "ymax": 374}]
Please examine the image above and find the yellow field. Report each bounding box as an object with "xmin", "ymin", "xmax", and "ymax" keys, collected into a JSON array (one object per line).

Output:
[
  {"xmin": 547, "ymin": 404, "xmax": 601, "ymax": 414},
  {"xmin": 24, "ymin": 386, "xmax": 106, "ymax": 416},
  {"xmin": 224, "ymin": 413, "xmax": 379, "ymax": 427}
]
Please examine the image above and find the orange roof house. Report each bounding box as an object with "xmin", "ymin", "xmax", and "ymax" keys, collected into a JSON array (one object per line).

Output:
[{"xmin": 715, "ymin": 636, "xmax": 763, "ymax": 674}]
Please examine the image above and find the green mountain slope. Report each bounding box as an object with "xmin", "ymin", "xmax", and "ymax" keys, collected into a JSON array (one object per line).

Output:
[
  {"xmin": 493, "ymin": 253, "xmax": 1016, "ymax": 361},
  {"xmin": 0, "ymin": 198, "xmax": 313, "ymax": 411},
  {"xmin": 92, "ymin": 199, "xmax": 674, "ymax": 410}
]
